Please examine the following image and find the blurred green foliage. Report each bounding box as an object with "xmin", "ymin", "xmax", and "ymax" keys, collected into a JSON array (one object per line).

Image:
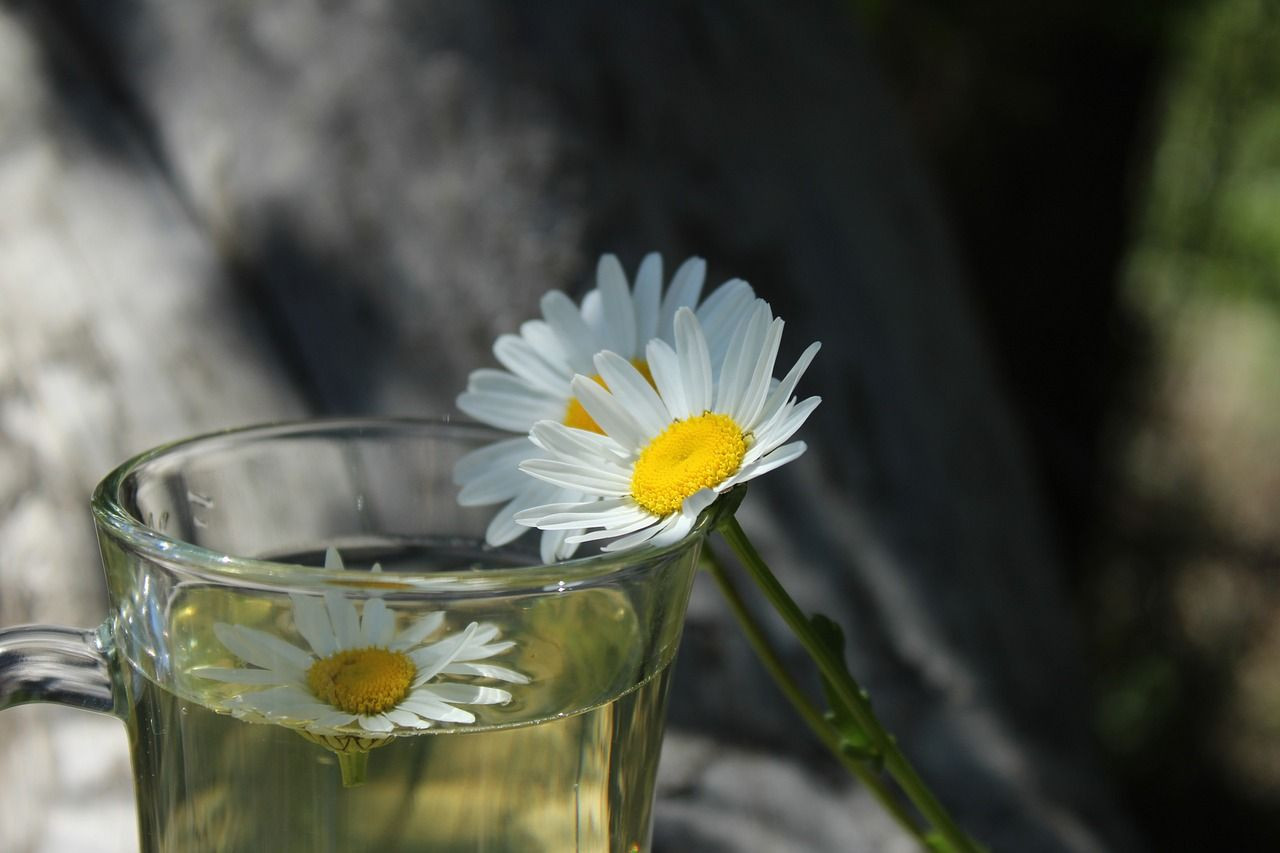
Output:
[{"xmin": 1137, "ymin": 0, "xmax": 1280, "ymax": 308}]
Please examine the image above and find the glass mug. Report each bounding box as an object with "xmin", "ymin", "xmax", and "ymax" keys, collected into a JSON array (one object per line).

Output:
[{"xmin": 0, "ymin": 419, "xmax": 714, "ymax": 852}]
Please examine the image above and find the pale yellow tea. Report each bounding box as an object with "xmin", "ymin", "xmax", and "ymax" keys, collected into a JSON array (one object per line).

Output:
[{"xmin": 118, "ymin": 545, "xmax": 681, "ymax": 853}]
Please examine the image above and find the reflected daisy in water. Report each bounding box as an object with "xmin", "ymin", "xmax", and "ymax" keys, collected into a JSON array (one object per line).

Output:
[
  {"xmin": 455, "ymin": 252, "xmax": 757, "ymax": 562},
  {"xmin": 515, "ymin": 300, "xmax": 820, "ymax": 551},
  {"xmin": 199, "ymin": 586, "xmax": 528, "ymax": 751}
]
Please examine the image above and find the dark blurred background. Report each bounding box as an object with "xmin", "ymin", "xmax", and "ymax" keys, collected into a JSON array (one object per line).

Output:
[{"xmin": 862, "ymin": 0, "xmax": 1280, "ymax": 848}]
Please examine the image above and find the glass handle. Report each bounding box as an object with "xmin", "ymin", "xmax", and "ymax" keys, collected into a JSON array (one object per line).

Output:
[{"xmin": 0, "ymin": 624, "xmax": 117, "ymax": 716}]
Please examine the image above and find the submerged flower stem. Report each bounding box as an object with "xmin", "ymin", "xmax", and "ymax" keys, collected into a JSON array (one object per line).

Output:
[
  {"xmin": 717, "ymin": 514, "xmax": 982, "ymax": 853},
  {"xmin": 700, "ymin": 549, "xmax": 926, "ymax": 844},
  {"xmin": 337, "ymin": 749, "xmax": 370, "ymax": 788}
]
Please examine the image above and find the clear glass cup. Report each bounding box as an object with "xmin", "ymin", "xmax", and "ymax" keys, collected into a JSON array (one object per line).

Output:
[{"xmin": 0, "ymin": 419, "xmax": 715, "ymax": 853}]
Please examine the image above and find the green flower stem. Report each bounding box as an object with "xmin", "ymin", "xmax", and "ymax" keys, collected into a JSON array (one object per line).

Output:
[
  {"xmin": 337, "ymin": 750, "xmax": 369, "ymax": 787},
  {"xmin": 717, "ymin": 514, "xmax": 981, "ymax": 853},
  {"xmin": 700, "ymin": 549, "xmax": 927, "ymax": 844}
]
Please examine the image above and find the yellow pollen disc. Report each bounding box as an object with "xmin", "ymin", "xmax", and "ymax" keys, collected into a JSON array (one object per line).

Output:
[
  {"xmin": 564, "ymin": 359, "xmax": 655, "ymax": 434},
  {"xmin": 306, "ymin": 647, "xmax": 415, "ymax": 716},
  {"xmin": 630, "ymin": 413, "xmax": 746, "ymax": 517}
]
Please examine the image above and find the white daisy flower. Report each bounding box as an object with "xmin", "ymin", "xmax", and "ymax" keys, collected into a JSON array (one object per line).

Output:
[
  {"xmin": 514, "ymin": 300, "xmax": 821, "ymax": 552},
  {"xmin": 454, "ymin": 252, "xmax": 757, "ymax": 562},
  {"xmin": 199, "ymin": 590, "xmax": 529, "ymax": 746}
]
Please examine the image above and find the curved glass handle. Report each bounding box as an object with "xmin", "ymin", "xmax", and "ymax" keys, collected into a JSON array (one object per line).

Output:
[{"xmin": 0, "ymin": 624, "xmax": 117, "ymax": 716}]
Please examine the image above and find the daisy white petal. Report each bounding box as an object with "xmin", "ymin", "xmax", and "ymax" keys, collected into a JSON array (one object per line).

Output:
[
  {"xmin": 453, "ymin": 436, "xmax": 539, "ymax": 486},
  {"xmin": 596, "ymin": 254, "xmax": 637, "ymax": 357},
  {"xmin": 458, "ymin": 639, "xmax": 517, "ymax": 659},
  {"xmin": 658, "ymin": 256, "xmax": 707, "ymax": 340},
  {"xmin": 567, "ymin": 512, "xmax": 667, "ymax": 543},
  {"xmin": 513, "ymin": 498, "xmax": 638, "ymax": 529},
  {"xmin": 325, "ymin": 592, "xmax": 362, "ymax": 650},
  {"xmin": 682, "ymin": 487, "xmax": 719, "ymax": 519},
  {"xmin": 697, "ymin": 279, "xmax": 758, "ymax": 366},
  {"xmin": 291, "ymin": 593, "xmax": 339, "ymax": 657},
  {"xmin": 493, "ymin": 333, "xmax": 567, "ymax": 395},
  {"xmin": 580, "ymin": 288, "xmax": 605, "ymax": 337},
  {"xmin": 512, "ymin": 496, "xmax": 625, "ymax": 521},
  {"xmin": 233, "ymin": 685, "xmax": 338, "ymax": 717},
  {"xmin": 410, "ymin": 622, "xmax": 480, "ymax": 683},
  {"xmin": 385, "ymin": 709, "xmax": 433, "ymax": 729},
  {"xmin": 599, "ymin": 517, "xmax": 674, "ymax": 552},
  {"xmin": 645, "ymin": 338, "xmax": 690, "ymax": 419},
  {"xmin": 755, "ymin": 341, "xmax": 822, "ymax": 429},
  {"xmin": 483, "ymin": 494, "xmax": 526, "ymax": 546},
  {"xmin": 360, "ymin": 597, "xmax": 395, "ymax": 648},
  {"xmin": 358, "ymin": 715, "xmax": 394, "ymax": 733},
  {"xmin": 731, "ymin": 317, "xmax": 784, "ymax": 428},
  {"xmin": 197, "ymin": 666, "xmax": 298, "ymax": 685},
  {"xmin": 633, "ymin": 252, "xmax": 663, "ymax": 342},
  {"xmin": 541, "ymin": 290, "xmax": 603, "ymax": 372},
  {"xmin": 695, "ymin": 276, "xmax": 752, "ymax": 329},
  {"xmin": 312, "ymin": 711, "xmax": 361, "ymax": 730},
  {"xmin": 519, "ymin": 319, "xmax": 573, "ymax": 373},
  {"xmin": 484, "ymin": 479, "xmax": 565, "ymax": 547},
  {"xmin": 673, "ymin": 308, "xmax": 713, "ymax": 413},
  {"xmin": 530, "ymin": 421, "xmax": 627, "ymax": 462},
  {"xmin": 747, "ymin": 394, "xmax": 819, "ymax": 461},
  {"xmin": 457, "ymin": 389, "xmax": 564, "ymax": 434},
  {"xmin": 458, "ymin": 458, "xmax": 533, "ymax": 507},
  {"xmin": 488, "ymin": 495, "xmax": 546, "ymax": 548},
  {"xmin": 438, "ymin": 663, "xmax": 531, "ymax": 683},
  {"xmin": 400, "ymin": 694, "xmax": 476, "ymax": 724},
  {"xmin": 594, "ymin": 351, "xmax": 670, "ymax": 439},
  {"xmin": 459, "ymin": 368, "xmax": 565, "ymax": 423},
  {"xmin": 391, "ymin": 610, "xmax": 446, "ymax": 649},
  {"xmin": 464, "ymin": 368, "xmax": 547, "ymax": 399},
  {"xmin": 427, "ymin": 683, "xmax": 514, "ymax": 705},
  {"xmin": 569, "ymin": 373, "xmax": 648, "ymax": 448},
  {"xmin": 213, "ymin": 624, "xmax": 311, "ymax": 676},
  {"xmin": 751, "ymin": 396, "xmax": 822, "ymax": 460},
  {"xmin": 540, "ymin": 526, "xmax": 576, "ymax": 563},
  {"xmin": 519, "ymin": 458, "xmax": 633, "ymax": 495},
  {"xmin": 460, "ymin": 623, "xmax": 501, "ymax": 647},
  {"xmin": 647, "ymin": 511, "xmax": 701, "ymax": 549},
  {"xmin": 732, "ymin": 441, "xmax": 808, "ymax": 484},
  {"xmin": 715, "ymin": 300, "xmax": 772, "ymax": 415}
]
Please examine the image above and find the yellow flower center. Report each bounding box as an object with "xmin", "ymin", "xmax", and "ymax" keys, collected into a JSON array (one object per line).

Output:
[
  {"xmin": 564, "ymin": 360, "xmax": 655, "ymax": 434},
  {"xmin": 306, "ymin": 647, "xmax": 415, "ymax": 716},
  {"xmin": 630, "ymin": 413, "xmax": 747, "ymax": 517}
]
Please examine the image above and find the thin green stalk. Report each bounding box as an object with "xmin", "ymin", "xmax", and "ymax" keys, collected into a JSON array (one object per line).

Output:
[
  {"xmin": 700, "ymin": 549, "xmax": 927, "ymax": 844},
  {"xmin": 718, "ymin": 514, "xmax": 981, "ymax": 853},
  {"xmin": 336, "ymin": 750, "xmax": 368, "ymax": 787}
]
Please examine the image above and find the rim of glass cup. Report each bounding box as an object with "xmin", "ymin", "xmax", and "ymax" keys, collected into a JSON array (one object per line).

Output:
[{"xmin": 91, "ymin": 417, "xmax": 716, "ymax": 595}]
